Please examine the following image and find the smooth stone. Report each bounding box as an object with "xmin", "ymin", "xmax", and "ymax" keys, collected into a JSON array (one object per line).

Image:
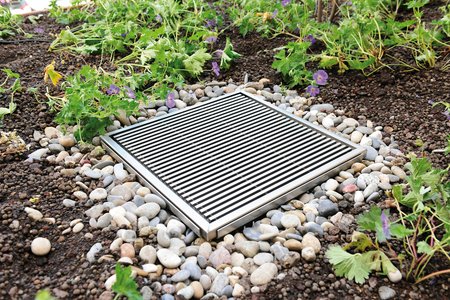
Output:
[
  {"xmin": 284, "ymin": 239, "xmax": 302, "ymax": 251},
  {"xmin": 322, "ymin": 117, "xmax": 334, "ymax": 129},
  {"xmin": 391, "ymin": 166, "xmax": 406, "ymax": 180},
  {"xmin": 304, "ymin": 222, "xmax": 324, "ymax": 236},
  {"xmin": 342, "ymin": 184, "xmax": 358, "ymax": 193},
  {"xmin": 72, "ymin": 222, "xmax": 84, "ymax": 233},
  {"xmin": 86, "ymin": 243, "xmax": 102, "ymax": 263},
  {"xmin": 157, "ymin": 229, "xmax": 171, "ymax": 248},
  {"xmin": 139, "ymin": 245, "xmax": 156, "ymax": 263},
  {"xmin": 270, "ymin": 243, "xmax": 289, "ymax": 260},
  {"xmin": 63, "ymin": 199, "xmax": 76, "ymax": 207},
  {"xmin": 198, "ymin": 242, "xmax": 212, "ymax": 259},
  {"xmin": 231, "ymin": 252, "xmax": 245, "ymax": 267},
  {"xmin": 89, "ymin": 188, "xmax": 107, "ymax": 200},
  {"xmin": 110, "ymin": 185, "xmax": 132, "ymax": 201},
  {"xmin": 253, "ymin": 253, "xmax": 274, "ymax": 265},
  {"xmin": 280, "ymin": 214, "xmax": 300, "ymax": 228},
  {"xmin": 25, "ymin": 207, "xmax": 43, "ymax": 221},
  {"xmin": 171, "ymin": 270, "xmax": 190, "ymax": 282},
  {"xmin": 114, "ymin": 163, "xmax": 128, "ymax": 181},
  {"xmin": 363, "ymin": 146, "xmax": 378, "ymax": 161},
  {"xmin": 135, "ymin": 203, "xmax": 160, "ymax": 219},
  {"xmin": 210, "ymin": 273, "xmax": 229, "ymax": 296},
  {"xmin": 317, "ymin": 199, "xmax": 339, "ymax": 217},
  {"xmin": 363, "ymin": 183, "xmax": 379, "ymax": 198},
  {"xmin": 301, "ymin": 247, "xmax": 316, "ymax": 262},
  {"xmin": 144, "ymin": 194, "xmax": 166, "ymax": 208},
  {"xmin": 31, "ymin": 237, "xmax": 51, "ymax": 256},
  {"xmin": 157, "ymin": 249, "xmax": 181, "ymax": 268},
  {"xmin": 183, "ymin": 262, "xmax": 202, "ymax": 280},
  {"xmin": 235, "ymin": 241, "xmax": 259, "ymax": 258},
  {"xmin": 301, "ymin": 233, "xmax": 321, "ymax": 253},
  {"xmin": 97, "ymin": 213, "xmax": 112, "ymax": 228},
  {"xmin": 209, "ymin": 246, "xmax": 232, "ymax": 267},
  {"xmin": 324, "ymin": 179, "xmax": 339, "ymax": 191},
  {"xmin": 378, "ymin": 286, "xmax": 396, "ymax": 300},
  {"xmin": 310, "ymin": 104, "xmax": 334, "ymax": 112},
  {"xmin": 200, "ymin": 274, "xmax": 212, "ymax": 290},
  {"xmin": 190, "ymin": 281, "xmax": 204, "ymax": 299},
  {"xmin": 250, "ymin": 263, "xmax": 278, "ymax": 286}
]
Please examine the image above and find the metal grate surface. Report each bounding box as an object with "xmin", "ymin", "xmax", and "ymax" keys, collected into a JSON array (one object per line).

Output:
[{"xmin": 101, "ymin": 91, "xmax": 365, "ymax": 240}]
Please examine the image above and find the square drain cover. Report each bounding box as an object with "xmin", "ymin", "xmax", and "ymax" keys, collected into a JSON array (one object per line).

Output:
[{"xmin": 101, "ymin": 91, "xmax": 365, "ymax": 240}]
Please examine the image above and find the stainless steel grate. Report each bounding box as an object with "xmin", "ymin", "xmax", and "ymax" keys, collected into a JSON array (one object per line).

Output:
[{"xmin": 101, "ymin": 91, "xmax": 365, "ymax": 240}]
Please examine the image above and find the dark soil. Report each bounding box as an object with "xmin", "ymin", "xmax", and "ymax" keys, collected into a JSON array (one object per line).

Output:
[{"xmin": 0, "ymin": 11, "xmax": 449, "ymax": 300}]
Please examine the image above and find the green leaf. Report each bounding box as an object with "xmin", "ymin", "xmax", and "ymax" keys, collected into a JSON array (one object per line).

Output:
[
  {"xmin": 325, "ymin": 246, "xmax": 372, "ymax": 284},
  {"xmin": 319, "ymin": 55, "xmax": 339, "ymax": 68},
  {"xmin": 35, "ymin": 290, "xmax": 56, "ymax": 300},
  {"xmin": 417, "ymin": 241, "xmax": 434, "ymax": 255},
  {"xmin": 220, "ymin": 37, "xmax": 241, "ymax": 70},
  {"xmin": 344, "ymin": 231, "xmax": 373, "ymax": 252},
  {"xmin": 390, "ymin": 223, "xmax": 414, "ymax": 239},
  {"xmin": 112, "ymin": 264, "xmax": 142, "ymax": 300},
  {"xmin": 183, "ymin": 48, "xmax": 211, "ymax": 76}
]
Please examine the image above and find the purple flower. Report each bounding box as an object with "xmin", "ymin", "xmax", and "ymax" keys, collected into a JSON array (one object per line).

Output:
[
  {"xmin": 166, "ymin": 92, "xmax": 176, "ymax": 108},
  {"xmin": 205, "ymin": 36, "xmax": 218, "ymax": 44},
  {"xmin": 444, "ymin": 111, "xmax": 450, "ymax": 121},
  {"xmin": 313, "ymin": 70, "xmax": 328, "ymax": 85},
  {"xmin": 205, "ymin": 19, "xmax": 217, "ymax": 28},
  {"xmin": 381, "ymin": 211, "xmax": 391, "ymax": 240},
  {"xmin": 34, "ymin": 27, "xmax": 44, "ymax": 34},
  {"xmin": 125, "ymin": 87, "xmax": 136, "ymax": 99},
  {"xmin": 212, "ymin": 61, "xmax": 220, "ymax": 77},
  {"xmin": 121, "ymin": 32, "xmax": 127, "ymax": 38},
  {"xmin": 214, "ymin": 50, "xmax": 223, "ymax": 59},
  {"xmin": 281, "ymin": 0, "xmax": 291, "ymax": 6},
  {"xmin": 306, "ymin": 85, "xmax": 320, "ymax": 97},
  {"xmin": 272, "ymin": 9, "xmax": 278, "ymax": 18},
  {"xmin": 106, "ymin": 84, "xmax": 120, "ymax": 95},
  {"xmin": 155, "ymin": 14, "xmax": 162, "ymax": 23},
  {"xmin": 304, "ymin": 34, "xmax": 316, "ymax": 45}
]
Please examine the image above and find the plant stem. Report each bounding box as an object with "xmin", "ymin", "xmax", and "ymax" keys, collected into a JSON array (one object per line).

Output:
[{"xmin": 415, "ymin": 269, "xmax": 450, "ymax": 284}]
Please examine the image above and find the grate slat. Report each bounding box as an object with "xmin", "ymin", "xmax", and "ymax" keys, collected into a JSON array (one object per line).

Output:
[{"xmin": 102, "ymin": 91, "xmax": 365, "ymax": 240}]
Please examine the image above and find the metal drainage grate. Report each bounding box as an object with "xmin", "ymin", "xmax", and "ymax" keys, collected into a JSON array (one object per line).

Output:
[{"xmin": 101, "ymin": 91, "xmax": 366, "ymax": 240}]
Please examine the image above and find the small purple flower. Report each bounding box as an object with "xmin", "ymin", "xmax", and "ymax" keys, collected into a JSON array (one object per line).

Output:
[
  {"xmin": 212, "ymin": 61, "xmax": 220, "ymax": 77},
  {"xmin": 166, "ymin": 92, "xmax": 176, "ymax": 108},
  {"xmin": 306, "ymin": 85, "xmax": 320, "ymax": 97},
  {"xmin": 34, "ymin": 27, "xmax": 44, "ymax": 34},
  {"xmin": 106, "ymin": 84, "xmax": 120, "ymax": 95},
  {"xmin": 304, "ymin": 34, "xmax": 316, "ymax": 45},
  {"xmin": 125, "ymin": 87, "xmax": 136, "ymax": 99},
  {"xmin": 281, "ymin": 0, "xmax": 291, "ymax": 6},
  {"xmin": 443, "ymin": 111, "xmax": 450, "ymax": 121},
  {"xmin": 205, "ymin": 19, "xmax": 217, "ymax": 28},
  {"xmin": 214, "ymin": 50, "xmax": 223, "ymax": 59},
  {"xmin": 313, "ymin": 70, "xmax": 328, "ymax": 85},
  {"xmin": 381, "ymin": 211, "xmax": 391, "ymax": 240},
  {"xmin": 155, "ymin": 14, "xmax": 162, "ymax": 23},
  {"xmin": 121, "ymin": 32, "xmax": 127, "ymax": 38},
  {"xmin": 272, "ymin": 9, "xmax": 278, "ymax": 18},
  {"xmin": 205, "ymin": 36, "xmax": 218, "ymax": 44}
]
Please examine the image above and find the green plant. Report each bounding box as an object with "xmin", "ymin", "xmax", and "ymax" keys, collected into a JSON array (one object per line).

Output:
[
  {"xmin": 272, "ymin": 41, "xmax": 313, "ymax": 87},
  {"xmin": 46, "ymin": 65, "xmax": 139, "ymax": 141},
  {"xmin": 0, "ymin": 69, "xmax": 21, "ymax": 124},
  {"xmin": 35, "ymin": 290, "xmax": 56, "ymax": 300},
  {"xmin": 0, "ymin": 6, "xmax": 23, "ymax": 38},
  {"xmin": 112, "ymin": 263, "xmax": 142, "ymax": 300},
  {"xmin": 392, "ymin": 155, "xmax": 450, "ymax": 282},
  {"xmin": 326, "ymin": 156, "xmax": 450, "ymax": 284}
]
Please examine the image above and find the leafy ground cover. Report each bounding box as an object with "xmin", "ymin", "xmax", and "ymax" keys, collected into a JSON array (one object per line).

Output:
[{"xmin": 0, "ymin": 0, "xmax": 449, "ymax": 299}]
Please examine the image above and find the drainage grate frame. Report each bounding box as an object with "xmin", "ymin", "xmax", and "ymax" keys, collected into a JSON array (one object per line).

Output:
[{"xmin": 101, "ymin": 91, "xmax": 366, "ymax": 240}]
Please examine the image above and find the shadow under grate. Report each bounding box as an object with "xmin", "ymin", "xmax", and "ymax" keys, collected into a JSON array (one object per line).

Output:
[{"xmin": 101, "ymin": 91, "xmax": 366, "ymax": 240}]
